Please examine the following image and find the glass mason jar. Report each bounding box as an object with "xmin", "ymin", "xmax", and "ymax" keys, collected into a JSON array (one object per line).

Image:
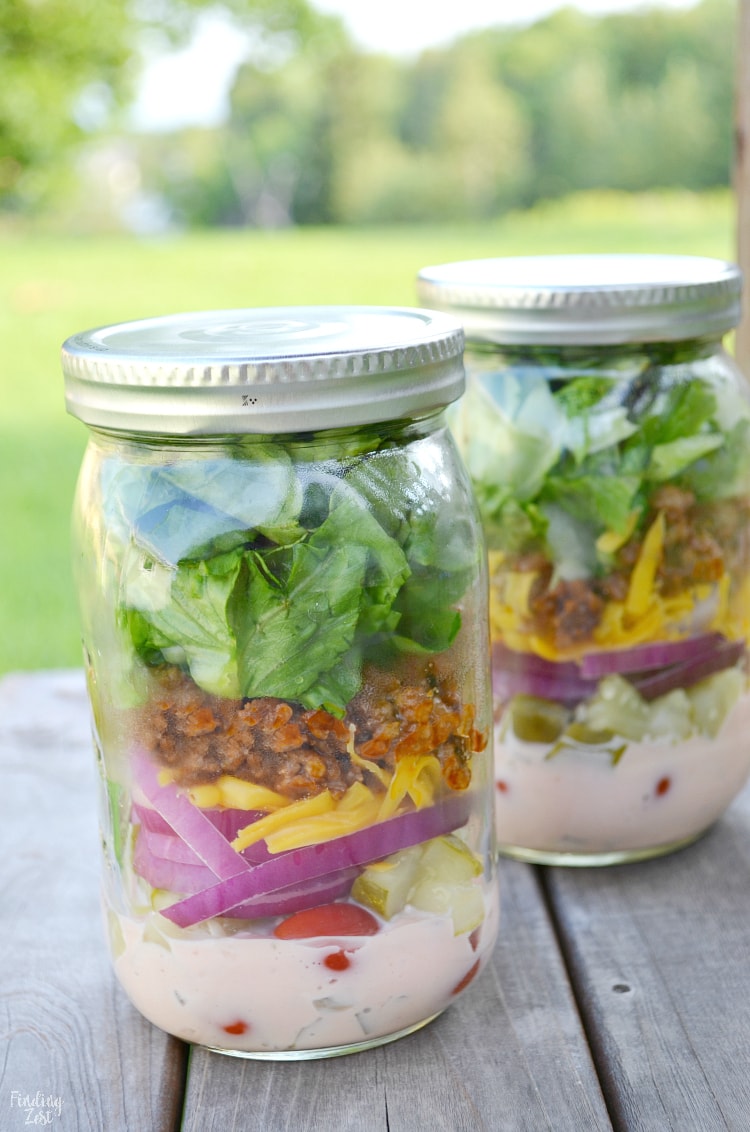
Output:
[
  {"xmin": 417, "ymin": 254, "xmax": 750, "ymax": 865},
  {"xmin": 62, "ymin": 307, "xmax": 497, "ymax": 1058}
]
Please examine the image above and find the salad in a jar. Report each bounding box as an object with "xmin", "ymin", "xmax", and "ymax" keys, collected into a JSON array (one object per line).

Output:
[
  {"xmin": 83, "ymin": 421, "xmax": 496, "ymax": 1054},
  {"xmin": 453, "ymin": 341, "xmax": 750, "ymax": 863}
]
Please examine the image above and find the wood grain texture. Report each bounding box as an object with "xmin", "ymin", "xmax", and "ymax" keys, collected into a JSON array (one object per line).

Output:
[
  {"xmin": 181, "ymin": 861, "xmax": 610, "ymax": 1132},
  {"xmin": 1, "ymin": 671, "xmax": 619, "ymax": 1132},
  {"xmin": 544, "ymin": 785, "xmax": 750, "ymax": 1132},
  {"xmin": 0, "ymin": 670, "xmax": 187, "ymax": 1132}
]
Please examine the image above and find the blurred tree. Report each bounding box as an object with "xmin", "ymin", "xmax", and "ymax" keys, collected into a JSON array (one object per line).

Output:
[
  {"xmin": 0, "ymin": 0, "xmax": 327, "ymax": 212},
  {"xmin": 16, "ymin": 0, "xmax": 734, "ymax": 226},
  {"xmin": 487, "ymin": 0, "xmax": 734, "ymax": 201},
  {"xmin": 325, "ymin": 43, "xmax": 530, "ymax": 224}
]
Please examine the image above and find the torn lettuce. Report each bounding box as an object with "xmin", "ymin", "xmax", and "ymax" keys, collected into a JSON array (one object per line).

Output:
[
  {"xmin": 465, "ymin": 359, "xmax": 750, "ymax": 570},
  {"xmin": 108, "ymin": 431, "xmax": 477, "ymax": 713}
]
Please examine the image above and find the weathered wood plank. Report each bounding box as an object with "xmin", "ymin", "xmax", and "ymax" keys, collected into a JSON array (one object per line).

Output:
[
  {"xmin": 545, "ymin": 786, "xmax": 750, "ymax": 1132},
  {"xmin": 181, "ymin": 860, "xmax": 611, "ymax": 1132},
  {"xmin": 1, "ymin": 670, "xmax": 616, "ymax": 1131},
  {"xmin": 0, "ymin": 670, "xmax": 187, "ymax": 1132}
]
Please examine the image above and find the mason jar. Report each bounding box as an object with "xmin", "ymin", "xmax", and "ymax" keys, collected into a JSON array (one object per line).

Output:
[
  {"xmin": 61, "ymin": 307, "xmax": 497, "ymax": 1058},
  {"xmin": 417, "ymin": 254, "xmax": 750, "ymax": 865}
]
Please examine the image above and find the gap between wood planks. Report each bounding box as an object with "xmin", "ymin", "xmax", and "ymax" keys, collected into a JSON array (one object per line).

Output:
[{"xmin": 535, "ymin": 866, "xmax": 625, "ymax": 1132}]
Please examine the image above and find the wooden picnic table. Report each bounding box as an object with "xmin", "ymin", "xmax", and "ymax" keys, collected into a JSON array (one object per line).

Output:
[{"xmin": 3, "ymin": 668, "xmax": 750, "ymax": 1131}]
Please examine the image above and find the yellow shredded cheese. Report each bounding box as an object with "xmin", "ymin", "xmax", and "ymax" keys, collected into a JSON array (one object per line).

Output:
[
  {"xmin": 625, "ymin": 511, "xmax": 665, "ymax": 619},
  {"xmin": 186, "ymin": 782, "xmax": 223, "ymax": 808},
  {"xmin": 231, "ymin": 790, "xmax": 335, "ymax": 852},
  {"xmin": 216, "ymin": 776, "xmax": 289, "ymax": 812},
  {"xmin": 264, "ymin": 783, "xmax": 381, "ymax": 852},
  {"xmin": 503, "ymin": 571, "xmax": 540, "ymax": 615},
  {"xmin": 377, "ymin": 754, "xmax": 443, "ymax": 821},
  {"xmin": 187, "ymin": 776, "xmax": 290, "ymax": 812},
  {"xmin": 596, "ymin": 509, "xmax": 640, "ymax": 556}
]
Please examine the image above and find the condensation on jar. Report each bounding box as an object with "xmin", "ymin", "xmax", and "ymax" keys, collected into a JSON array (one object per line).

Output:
[
  {"xmin": 62, "ymin": 306, "xmax": 497, "ymax": 1058},
  {"xmin": 418, "ymin": 254, "xmax": 750, "ymax": 866}
]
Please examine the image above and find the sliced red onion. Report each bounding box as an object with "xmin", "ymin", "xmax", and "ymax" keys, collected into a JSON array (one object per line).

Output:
[
  {"xmin": 132, "ymin": 802, "xmax": 268, "ymax": 845},
  {"xmin": 160, "ymin": 791, "xmax": 473, "ymax": 929},
  {"xmin": 133, "ymin": 830, "xmax": 359, "ymax": 917},
  {"xmin": 493, "ymin": 666, "xmax": 598, "ymax": 704},
  {"xmin": 131, "ymin": 804, "xmax": 174, "ymax": 836},
  {"xmin": 134, "ymin": 813, "xmax": 275, "ymax": 869},
  {"xmin": 132, "ymin": 751, "xmax": 252, "ymax": 880},
  {"xmin": 629, "ymin": 639, "xmax": 746, "ymax": 701},
  {"xmin": 492, "ymin": 643, "xmax": 596, "ymax": 703},
  {"xmin": 493, "ymin": 643, "xmax": 581, "ymax": 680},
  {"xmin": 225, "ymin": 871, "xmax": 360, "ymax": 920},
  {"xmin": 580, "ymin": 633, "xmax": 726, "ymax": 679},
  {"xmin": 134, "ymin": 836, "xmax": 216, "ymax": 893}
]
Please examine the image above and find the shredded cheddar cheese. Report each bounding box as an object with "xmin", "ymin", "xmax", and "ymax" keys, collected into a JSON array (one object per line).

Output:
[
  {"xmin": 596, "ymin": 509, "xmax": 640, "ymax": 556},
  {"xmin": 625, "ymin": 511, "xmax": 665, "ymax": 619},
  {"xmin": 503, "ymin": 571, "xmax": 540, "ymax": 615},
  {"xmin": 263, "ymin": 783, "xmax": 382, "ymax": 852},
  {"xmin": 188, "ymin": 776, "xmax": 290, "ymax": 812},
  {"xmin": 377, "ymin": 754, "xmax": 443, "ymax": 821},
  {"xmin": 231, "ymin": 790, "xmax": 335, "ymax": 852}
]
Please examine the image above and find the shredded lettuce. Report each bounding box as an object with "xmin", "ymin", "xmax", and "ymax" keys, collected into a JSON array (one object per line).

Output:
[
  {"xmin": 107, "ymin": 430, "xmax": 478, "ymax": 713},
  {"xmin": 466, "ymin": 358, "xmax": 750, "ymax": 571}
]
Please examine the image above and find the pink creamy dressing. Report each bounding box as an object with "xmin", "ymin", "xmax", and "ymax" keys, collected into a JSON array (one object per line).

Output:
[
  {"xmin": 111, "ymin": 888, "xmax": 499, "ymax": 1054},
  {"xmin": 494, "ymin": 692, "xmax": 750, "ymax": 857}
]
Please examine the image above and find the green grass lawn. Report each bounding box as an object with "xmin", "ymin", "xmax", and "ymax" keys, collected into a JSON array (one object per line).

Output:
[{"xmin": 0, "ymin": 188, "xmax": 735, "ymax": 673}]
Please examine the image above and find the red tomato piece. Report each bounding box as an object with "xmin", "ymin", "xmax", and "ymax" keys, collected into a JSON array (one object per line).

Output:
[
  {"xmin": 324, "ymin": 949, "xmax": 352, "ymax": 971},
  {"xmin": 452, "ymin": 959, "xmax": 480, "ymax": 996},
  {"xmin": 274, "ymin": 902, "xmax": 380, "ymax": 940},
  {"xmin": 222, "ymin": 1020, "xmax": 249, "ymax": 1035}
]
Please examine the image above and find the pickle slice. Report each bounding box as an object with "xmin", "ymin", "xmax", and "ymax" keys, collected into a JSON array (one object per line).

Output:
[
  {"xmin": 408, "ymin": 880, "xmax": 485, "ymax": 936},
  {"xmin": 353, "ymin": 835, "xmax": 485, "ymax": 934},
  {"xmin": 510, "ymin": 694, "xmax": 569, "ymax": 743},
  {"xmin": 351, "ymin": 845, "xmax": 423, "ymax": 920},
  {"xmin": 408, "ymin": 834, "xmax": 484, "ymax": 935}
]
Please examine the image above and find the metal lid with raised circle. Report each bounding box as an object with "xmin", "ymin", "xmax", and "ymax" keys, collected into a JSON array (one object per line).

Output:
[
  {"xmin": 61, "ymin": 306, "xmax": 465, "ymax": 435},
  {"xmin": 416, "ymin": 254, "xmax": 743, "ymax": 345}
]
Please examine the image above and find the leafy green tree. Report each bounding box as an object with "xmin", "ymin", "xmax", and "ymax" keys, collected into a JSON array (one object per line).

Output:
[{"xmin": 0, "ymin": 0, "xmax": 326, "ymax": 212}]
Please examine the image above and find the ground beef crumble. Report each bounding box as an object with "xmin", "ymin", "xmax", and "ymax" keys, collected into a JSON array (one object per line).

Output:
[
  {"xmin": 501, "ymin": 489, "xmax": 750, "ymax": 650},
  {"xmin": 135, "ymin": 664, "xmax": 485, "ymax": 799}
]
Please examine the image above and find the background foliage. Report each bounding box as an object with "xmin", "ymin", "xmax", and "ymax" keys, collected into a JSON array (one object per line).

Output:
[
  {"xmin": 0, "ymin": 0, "xmax": 738, "ymax": 229},
  {"xmin": 0, "ymin": 0, "xmax": 740, "ymax": 673},
  {"xmin": 0, "ymin": 189, "xmax": 733, "ymax": 673},
  {"xmin": 130, "ymin": 0, "xmax": 736, "ymax": 229}
]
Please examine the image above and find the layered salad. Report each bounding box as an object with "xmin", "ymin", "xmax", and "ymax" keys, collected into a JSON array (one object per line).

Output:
[
  {"xmin": 81, "ymin": 424, "xmax": 496, "ymax": 1053},
  {"xmin": 453, "ymin": 343, "xmax": 750, "ymax": 861}
]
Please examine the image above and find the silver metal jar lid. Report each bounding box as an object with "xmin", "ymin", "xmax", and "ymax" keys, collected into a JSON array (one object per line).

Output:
[
  {"xmin": 416, "ymin": 254, "xmax": 743, "ymax": 345},
  {"xmin": 61, "ymin": 306, "xmax": 465, "ymax": 434}
]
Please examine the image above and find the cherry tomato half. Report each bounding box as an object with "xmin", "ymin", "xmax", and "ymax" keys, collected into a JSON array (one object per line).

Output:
[{"xmin": 273, "ymin": 902, "xmax": 380, "ymax": 940}]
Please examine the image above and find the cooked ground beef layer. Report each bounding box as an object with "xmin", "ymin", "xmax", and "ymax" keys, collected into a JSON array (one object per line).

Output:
[{"xmin": 136, "ymin": 664, "xmax": 485, "ymax": 799}]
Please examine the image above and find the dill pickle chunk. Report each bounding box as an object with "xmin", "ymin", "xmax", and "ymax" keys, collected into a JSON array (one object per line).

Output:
[
  {"xmin": 409, "ymin": 881, "xmax": 485, "ymax": 936},
  {"xmin": 564, "ymin": 721, "xmax": 616, "ymax": 745},
  {"xmin": 510, "ymin": 694, "xmax": 569, "ymax": 743},
  {"xmin": 409, "ymin": 836, "xmax": 484, "ymax": 936},
  {"xmin": 353, "ymin": 836, "xmax": 484, "ymax": 934},
  {"xmin": 417, "ymin": 833, "xmax": 482, "ymax": 883},
  {"xmin": 351, "ymin": 845, "xmax": 423, "ymax": 919}
]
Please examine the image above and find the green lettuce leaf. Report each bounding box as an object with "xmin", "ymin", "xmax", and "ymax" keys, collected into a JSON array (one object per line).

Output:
[
  {"xmin": 104, "ymin": 447, "xmax": 302, "ymax": 564},
  {"xmin": 233, "ymin": 489, "xmax": 410, "ymax": 712},
  {"xmin": 127, "ymin": 548, "xmax": 244, "ymax": 697}
]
